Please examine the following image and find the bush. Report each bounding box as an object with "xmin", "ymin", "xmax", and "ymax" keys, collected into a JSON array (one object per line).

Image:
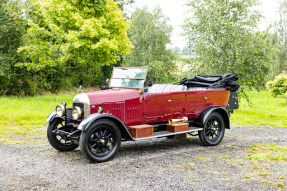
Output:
[{"xmin": 266, "ymin": 72, "xmax": 287, "ymax": 97}]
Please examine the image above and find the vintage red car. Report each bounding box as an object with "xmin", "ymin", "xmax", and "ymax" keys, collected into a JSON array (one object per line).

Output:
[{"xmin": 46, "ymin": 67, "xmax": 240, "ymax": 162}]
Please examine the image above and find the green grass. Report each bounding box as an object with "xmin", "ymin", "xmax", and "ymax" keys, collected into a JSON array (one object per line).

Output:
[
  {"xmin": 231, "ymin": 90, "xmax": 287, "ymax": 128},
  {"xmin": 0, "ymin": 93, "xmax": 77, "ymax": 143},
  {"xmin": 246, "ymin": 143, "xmax": 287, "ymax": 161},
  {"xmin": 0, "ymin": 93, "xmax": 77, "ymax": 126}
]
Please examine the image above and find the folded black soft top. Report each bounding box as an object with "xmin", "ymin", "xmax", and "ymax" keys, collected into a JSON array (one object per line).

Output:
[{"xmin": 176, "ymin": 73, "xmax": 240, "ymax": 92}]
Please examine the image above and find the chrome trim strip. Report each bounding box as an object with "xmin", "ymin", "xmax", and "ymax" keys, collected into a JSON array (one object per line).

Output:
[{"xmin": 73, "ymin": 93, "xmax": 90, "ymax": 119}]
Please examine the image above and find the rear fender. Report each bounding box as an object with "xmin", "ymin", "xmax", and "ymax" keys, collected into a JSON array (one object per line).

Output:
[
  {"xmin": 78, "ymin": 113, "xmax": 133, "ymax": 140},
  {"xmin": 196, "ymin": 105, "xmax": 230, "ymax": 129}
]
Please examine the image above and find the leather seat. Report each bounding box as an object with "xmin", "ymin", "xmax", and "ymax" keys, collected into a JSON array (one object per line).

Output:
[
  {"xmin": 147, "ymin": 84, "xmax": 185, "ymax": 93},
  {"xmin": 186, "ymin": 87, "xmax": 207, "ymax": 91}
]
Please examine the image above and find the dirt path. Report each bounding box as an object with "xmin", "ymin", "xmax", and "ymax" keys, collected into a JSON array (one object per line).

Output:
[{"xmin": 0, "ymin": 125, "xmax": 286, "ymax": 190}]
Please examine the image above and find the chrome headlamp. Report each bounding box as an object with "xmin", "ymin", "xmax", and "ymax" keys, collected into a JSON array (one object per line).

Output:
[
  {"xmin": 55, "ymin": 105, "xmax": 66, "ymax": 117},
  {"xmin": 72, "ymin": 106, "xmax": 82, "ymax": 120}
]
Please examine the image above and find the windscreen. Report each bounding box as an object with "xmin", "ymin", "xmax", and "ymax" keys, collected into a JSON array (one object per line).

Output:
[{"xmin": 109, "ymin": 67, "xmax": 148, "ymax": 89}]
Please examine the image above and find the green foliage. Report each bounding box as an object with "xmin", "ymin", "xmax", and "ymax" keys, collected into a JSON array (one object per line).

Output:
[
  {"xmin": 116, "ymin": 0, "xmax": 135, "ymax": 17},
  {"xmin": 275, "ymin": 0, "xmax": 287, "ymax": 71},
  {"xmin": 263, "ymin": 29, "xmax": 281, "ymax": 82},
  {"xmin": 265, "ymin": 0, "xmax": 287, "ymax": 81},
  {"xmin": 123, "ymin": 6, "xmax": 179, "ymax": 83},
  {"xmin": 0, "ymin": 0, "xmax": 134, "ymax": 95},
  {"xmin": 18, "ymin": 0, "xmax": 133, "ymax": 70},
  {"xmin": 0, "ymin": 0, "xmax": 53, "ymax": 96},
  {"xmin": 182, "ymin": 0, "xmax": 275, "ymax": 91},
  {"xmin": 265, "ymin": 72, "xmax": 287, "ymax": 97},
  {"xmin": 0, "ymin": 0, "xmax": 28, "ymax": 95}
]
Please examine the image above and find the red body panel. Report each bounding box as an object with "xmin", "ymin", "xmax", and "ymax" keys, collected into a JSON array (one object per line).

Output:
[
  {"xmin": 205, "ymin": 89, "xmax": 229, "ymax": 108},
  {"xmin": 86, "ymin": 90, "xmax": 125, "ymax": 122},
  {"xmin": 144, "ymin": 92, "xmax": 170, "ymax": 122},
  {"xmin": 170, "ymin": 92, "xmax": 186, "ymax": 116},
  {"xmin": 86, "ymin": 88, "xmax": 230, "ymax": 126},
  {"xmin": 185, "ymin": 90, "xmax": 206, "ymax": 118}
]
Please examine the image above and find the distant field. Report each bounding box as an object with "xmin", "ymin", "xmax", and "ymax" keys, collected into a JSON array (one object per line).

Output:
[{"xmin": 180, "ymin": 55, "xmax": 196, "ymax": 59}]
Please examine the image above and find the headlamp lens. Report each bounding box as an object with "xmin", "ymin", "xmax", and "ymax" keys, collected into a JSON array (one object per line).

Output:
[
  {"xmin": 55, "ymin": 105, "xmax": 65, "ymax": 117},
  {"xmin": 72, "ymin": 106, "xmax": 82, "ymax": 120}
]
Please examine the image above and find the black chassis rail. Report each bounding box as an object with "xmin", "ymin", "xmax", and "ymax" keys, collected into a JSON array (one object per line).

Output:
[{"xmin": 52, "ymin": 124, "xmax": 82, "ymax": 145}]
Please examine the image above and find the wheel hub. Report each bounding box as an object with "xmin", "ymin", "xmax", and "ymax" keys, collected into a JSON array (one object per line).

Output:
[{"xmin": 100, "ymin": 139, "xmax": 105, "ymax": 144}]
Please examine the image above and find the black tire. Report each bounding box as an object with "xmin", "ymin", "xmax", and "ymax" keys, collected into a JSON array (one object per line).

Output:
[
  {"xmin": 47, "ymin": 118, "xmax": 79, "ymax": 151},
  {"xmin": 79, "ymin": 119, "xmax": 121, "ymax": 163},
  {"xmin": 199, "ymin": 112, "xmax": 225, "ymax": 146}
]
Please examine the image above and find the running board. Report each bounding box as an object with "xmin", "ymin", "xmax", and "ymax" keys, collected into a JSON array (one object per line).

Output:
[{"xmin": 133, "ymin": 127, "xmax": 203, "ymax": 141}]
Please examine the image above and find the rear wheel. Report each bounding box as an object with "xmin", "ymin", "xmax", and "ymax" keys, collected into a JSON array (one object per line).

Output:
[
  {"xmin": 47, "ymin": 118, "xmax": 79, "ymax": 151},
  {"xmin": 199, "ymin": 112, "xmax": 225, "ymax": 146},
  {"xmin": 79, "ymin": 119, "xmax": 121, "ymax": 163}
]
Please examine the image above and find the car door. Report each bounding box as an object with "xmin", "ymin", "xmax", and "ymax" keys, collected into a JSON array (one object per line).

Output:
[
  {"xmin": 170, "ymin": 91, "xmax": 186, "ymax": 117},
  {"xmin": 143, "ymin": 92, "xmax": 170, "ymax": 122},
  {"xmin": 185, "ymin": 90, "xmax": 206, "ymax": 117}
]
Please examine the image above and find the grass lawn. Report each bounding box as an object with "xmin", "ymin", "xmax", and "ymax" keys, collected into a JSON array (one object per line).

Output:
[
  {"xmin": 0, "ymin": 89, "xmax": 286, "ymax": 143},
  {"xmin": 231, "ymin": 90, "xmax": 287, "ymax": 128},
  {"xmin": 0, "ymin": 93, "xmax": 77, "ymax": 143}
]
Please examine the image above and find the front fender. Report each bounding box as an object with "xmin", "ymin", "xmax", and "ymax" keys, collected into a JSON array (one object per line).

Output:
[
  {"xmin": 196, "ymin": 105, "xmax": 230, "ymax": 129},
  {"xmin": 45, "ymin": 111, "xmax": 65, "ymax": 123},
  {"xmin": 78, "ymin": 113, "xmax": 134, "ymax": 140}
]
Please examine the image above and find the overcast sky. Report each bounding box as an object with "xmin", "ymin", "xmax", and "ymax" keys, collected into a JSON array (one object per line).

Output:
[{"xmin": 128, "ymin": 0, "xmax": 280, "ymax": 49}]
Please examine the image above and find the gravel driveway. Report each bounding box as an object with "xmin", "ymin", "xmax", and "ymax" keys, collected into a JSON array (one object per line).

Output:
[{"xmin": 0, "ymin": 125, "xmax": 286, "ymax": 191}]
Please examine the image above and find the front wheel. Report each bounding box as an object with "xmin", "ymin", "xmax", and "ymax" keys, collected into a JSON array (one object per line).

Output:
[
  {"xmin": 199, "ymin": 112, "xmax": 225, "ymax": 146},
  {"xmin": 47, "ymin": 118, "xmax": 79, "ymax": 151},
  {"xmin": 79, "ymin": 119, "xmax": 121, "ymax": 163}
]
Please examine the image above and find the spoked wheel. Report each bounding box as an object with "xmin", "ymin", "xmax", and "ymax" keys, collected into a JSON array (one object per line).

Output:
[
  {"xmin": 79, "ymin": 119, "xmax": 121, "ymax": 163},
  {"xmin": 47, "ymin": 118, "xmax": 79, "ymax": 151},
  {"xmin": 199, "ymin": 112, "xmax": 225, "ymax": 146}
]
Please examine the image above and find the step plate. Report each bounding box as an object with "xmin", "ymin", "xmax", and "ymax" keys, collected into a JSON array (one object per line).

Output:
[{"xmin": 133, "ymin": 127, "xmax": 203, "ymax": 141}]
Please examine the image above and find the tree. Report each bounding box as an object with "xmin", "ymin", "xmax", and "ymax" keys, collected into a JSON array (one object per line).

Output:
[
  {"xmin": 117, "ymin": 0, "xmax": 135, "ymax": 17},
  {"xmin": 123, "ymin": 6, "xmax": 178, "ymax": 83},
  {"xmin": 182, "ymin": 0, "xmax": 275, "ymax": 91},
  {"xmin": 0, "ymin": 0, "xmax": 27, "ymax": 95},
  {"xmin": 100, "ymin": 0, "xmax": 135, "ymax": 80},
  {"xmin": 173, "ymin": 47, "xmax": 182, "ymax": 54},
  {"xmin": 273, "ymin": 0, "xmax": 287, "ymax": 75},
  {"xmin": 18, "ymin": 0, "xmax": 133, "ymax": 71}
]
